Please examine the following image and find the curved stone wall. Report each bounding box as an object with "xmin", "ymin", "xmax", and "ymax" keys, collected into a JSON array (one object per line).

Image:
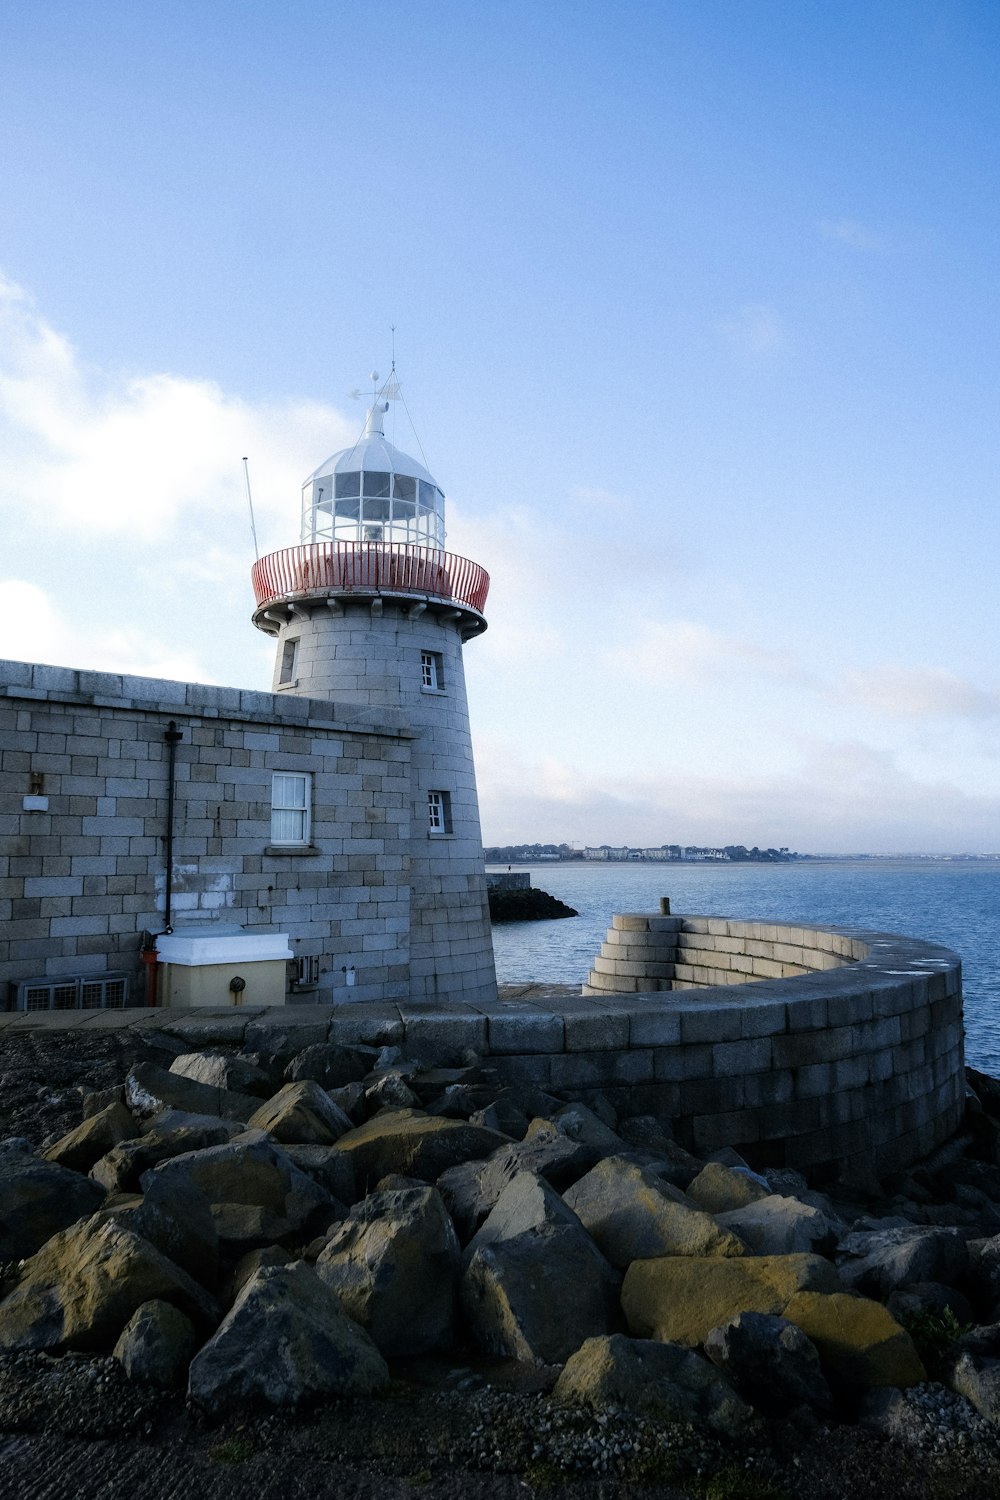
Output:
[
  {"xmin": 580, "ymin": 913, "xmax": 964, "ymax": 1178},
  {"xmin": 30, "ymin": 909, "xmax": 961, "ymax": 1183}
]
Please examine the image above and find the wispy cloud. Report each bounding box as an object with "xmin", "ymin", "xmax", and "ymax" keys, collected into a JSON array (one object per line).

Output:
[
  {"xmin": 476, "ymin": 732, "xmax": 1000, "ymax": 853},
  {"xmin": 818, "ymin": 218, "xmax": 886, "ymax": 252},
  {"xmin": 837, "ymin": 665, "xmax": 1000, "ymax": 720},
  {"xmin": 718, "ymin": 303, "xmax": 788, "ymax": 357},
  {"xmin": 601, "ymin": 619, "xmax": 797, "ymax": 687},
  {"xmin": 0, "ymin": 578, "xmax": 221, "ymax": 682}
]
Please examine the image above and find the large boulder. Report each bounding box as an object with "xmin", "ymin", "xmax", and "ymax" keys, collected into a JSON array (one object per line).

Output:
[
  {"xmin": 959, "ymin": 1234, "xmax": 1000, "ymax": 1313},
  {"xmin": 101, "ymin": 1171, "xmax": 221, "ymax": 1289},
  {"xmin": 460, "ymin": 1173, "xmax": 620, "ymax": 1365},
  {"xmin": 332, "ymin": 1110, "xmax": 509, "ymax": 1191},
  {"xmin": 42, "ymin": 1103, "xmax": 138, "ymax": 1175},
  {"xmin": 0, "ymin": 1215, "xmax": 218, "ymax": 1353},
  {"xmin": 550, "ymin": 1104, "xmax": 627, "ymax": 1158},
  {"xmin": 284, "ymin": 1043, "xmax": 377, "ymax": 1089},
  {"xmin": 687, "ymin": 1162, "xmax": 773, "ymax": 1215},
  {"xmin": 188, "ymin": 1262, "xmax": 389, "ymax": 1413},
  {"xmin": 246, "ymin": 1081, "xmax": 354, "ymax": 1146},
  {"xmin": 948, "ymin": 1352, "xmax": 1000, "ymax": 1422},
  {"xmin": 0, "ymin": 1151, "xmax": 106, "ymax": 1262},
  {"xmin": 169, "ymin": 1052, "xmax": 273, "ymax": 1098},
  {"xmin": 282, "ymin": 1144, "xmax": 357, "ymax": 1207},
  {"xmin": 837, "ymin": 1226, "xmax": 969, "ymax": 1298},
  {"xmin": 622, "ymin": 1253, "xmax": 841, "ymax": 1348},
  {"xmin": 704, "ymin": 1311, "xmax": 834, "ymax": 1415},
  {"xmin": 90, "ymin": 1115, "xmax": 243, "ymax": 1194},
  {"xmin": 438, "ymin": 1124, "xmax": 597, "ymax": 1242},
  {"xmin": 363, "ymin": 1071, "xmax": 420, "ymax": 1113},
  {"xmin": 564, "ymin": 1156, "xmax": 746, "ymax": 1268},
  {"xmin": 553, "ymin": 1333, "xmax": 754, "ymax": 1436},
  {"xmin": 113, "ymin": 1298, "xmax": 197, "ymax": 1388},
  {"xmin": 315, "ymin": 1183, "xmax": 459, "ymax": 1356},
  {"xmin": 782, "ymin": 1291, "xmax": 925, "ymax": 1389},
  {"xmin": 142, "ymin": 1132, "xmax": 332, "ymax": 1250},
  {"xmin": 715, "ymin": 1196, "xmax": 836, "ymax": 1256},
  {"xmin": 125, "ymin": 1062, "xmax": 259, "ymax": 1123}
]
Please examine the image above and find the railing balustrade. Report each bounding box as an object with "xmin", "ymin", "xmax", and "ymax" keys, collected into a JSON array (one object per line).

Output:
[{"xmin": 252, "ymin": 542, "xmax": 490, "ymax": 616}]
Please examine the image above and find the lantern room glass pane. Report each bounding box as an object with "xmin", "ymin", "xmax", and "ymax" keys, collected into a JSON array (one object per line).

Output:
[
  {"xmin": 363, "ymin": 471, "xmax": 390, "ymax": 497},
  {"xmin": 335, "ymin": 472, "xmax": 360, "ymax": 498},
  {"xmin": 335, "ymin": 497, "xmax": 360, "ymax": 519},
  {"xmin": 363, "ymin": 496, "xmax": 391, "ymax": 521},
  {"xmin": 393, "ymin": 474, "xmax": 416, "ymax": 501}
]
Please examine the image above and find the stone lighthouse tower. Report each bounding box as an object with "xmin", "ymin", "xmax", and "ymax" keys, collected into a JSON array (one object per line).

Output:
[{"xmin": 250, "ymin": 381, "xmax": 497, "ymax": 1007}]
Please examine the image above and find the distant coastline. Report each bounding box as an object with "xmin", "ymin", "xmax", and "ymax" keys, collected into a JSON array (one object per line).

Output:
[{"xmin": 485, "ymin": 843, "xmax": 1000, "ymax": 865}]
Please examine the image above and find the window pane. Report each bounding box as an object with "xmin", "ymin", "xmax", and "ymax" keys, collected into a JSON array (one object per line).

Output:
[
  {"xmin": 335, "ymin": 497, "xmax": 360, "ymax": 519},
  {"xmin": 393, "ymin": 474, "xmax": 416, "ymax": 501},
  {"xmin": 363, "ymin": 470, "xmax": 390, "ymax": 498},
  {"xmin": 335, "ymin": 471, "xmax": 360, "ymax": 498},
  {"xmin": 272, "ymin": 808, "xmax": 305, "ymax": 842},
  {"xmin": 362, "ymin": 496, "xmax": 391, "ymax": 521},
  {"xmin": 419, "ymin": 480, "xmax": 436, "ymax": 507},
  {"xmin": 273, "ymin": 773, "xmax": 306, "ymax": 809}
]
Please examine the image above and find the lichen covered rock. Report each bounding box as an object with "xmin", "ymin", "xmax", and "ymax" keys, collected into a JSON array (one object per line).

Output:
[{"xmin": 622, "ymin": 1253, "xmax": 841, "ymax": 1347}]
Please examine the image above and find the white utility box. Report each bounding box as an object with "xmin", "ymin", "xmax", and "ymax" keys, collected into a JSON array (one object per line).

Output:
[{"xmin": 155, "ymin": 927, "xmax": 294, "ymax": 1008}]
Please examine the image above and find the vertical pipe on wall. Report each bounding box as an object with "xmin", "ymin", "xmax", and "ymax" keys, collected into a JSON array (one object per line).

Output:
[{"xmin": 163, "ymin": 721, "xmax": 183, "ymax": 933}]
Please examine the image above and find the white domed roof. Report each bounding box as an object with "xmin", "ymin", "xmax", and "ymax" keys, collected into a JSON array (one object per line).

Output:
[
  {"xmin": 306, "ymin": 406, "xmax": 439, "ymax": 490},
  {"xmin": 300, "ymin": 402, "xmax": 446, "ymax": 550}
]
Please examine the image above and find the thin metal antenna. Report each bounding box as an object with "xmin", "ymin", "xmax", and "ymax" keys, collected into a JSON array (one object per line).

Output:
[
  {"xmin": 242, "ymin": 457, "xmax": 260, "ymax": 561},
  {"xmin": 390, "ymin": 326, "xmax": 396, "ymax": 443}
]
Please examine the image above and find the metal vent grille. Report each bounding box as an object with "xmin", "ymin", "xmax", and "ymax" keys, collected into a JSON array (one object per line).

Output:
[{"xmin": 11, "ymin": 973, "xmax": 131, "ymax": 1013}]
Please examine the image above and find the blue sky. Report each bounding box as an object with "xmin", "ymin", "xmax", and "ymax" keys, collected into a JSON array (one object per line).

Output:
[{"xmin": 2, "ymin": 1, "xmax": 999, "ymax": 852}]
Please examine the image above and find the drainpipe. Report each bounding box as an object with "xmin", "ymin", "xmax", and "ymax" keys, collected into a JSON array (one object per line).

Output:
[{"xmin": 163, "ymin": 721, "xmax": 183, "ymax": 933}]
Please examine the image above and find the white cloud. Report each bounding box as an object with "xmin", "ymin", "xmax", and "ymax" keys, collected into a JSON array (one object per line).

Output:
[
  {"xmin": 0, "ymin": 579, "xmax": 216, "ymax": 682},
  {"xmin": 719, "ymin": 303, "xmax": 787, "ymax": 357},
  {"xmin": 475, "ymin": 732, "xmax": 1000, "ymax": 853},
  {"xmin": 818, "ymin": 218, "xmax": 886, "ymax": 252},
  {"xmin": 838, "ymin": 665, "xmax": 1000, "ymax": 720},
  {"xmin": 601, "ymin": 618, "xmax": 796, "ymax": 687},
  {"xmin": 0, "ymin": 273, "xmax": 354, "ymax": 543}
]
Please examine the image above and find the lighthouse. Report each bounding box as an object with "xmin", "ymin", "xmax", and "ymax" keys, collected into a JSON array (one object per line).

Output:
[{"xmin": 250, "ymin": 380, "xmax": 498, "ymax": 1007}]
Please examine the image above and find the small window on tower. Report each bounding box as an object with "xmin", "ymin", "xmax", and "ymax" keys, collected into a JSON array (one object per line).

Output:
[
  {"xmin": 428, "ymin": 789, "xmax": 452, "ymax": 835},
  {"xmin": 421, "ymin": 651, "xmax": 444, "ymax": 692},
  {"xmin": 279, "ymin": 638, "xmax": 299, "ymax": 685}
]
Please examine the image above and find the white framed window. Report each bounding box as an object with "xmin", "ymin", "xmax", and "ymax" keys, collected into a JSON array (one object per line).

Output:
[
  {"xmin": 428, "ymin": 789, "xmax": 452, "ymax": 835},
  {"xmin": 279, "ymin": 637, "xmax": 299, "ymax": 685},
  {"xmin": 421, "ymin": 650, "xmax": 444, "ymax": 691},
  {"xmin": 271, "ymin": 771, "xmax": 311, "ymax": 845}
]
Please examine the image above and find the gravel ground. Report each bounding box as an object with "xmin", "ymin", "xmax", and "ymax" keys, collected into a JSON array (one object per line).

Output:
[{"xmin": 3, "ymin": 1028, "xmax": 1000, "ymax": 1500}]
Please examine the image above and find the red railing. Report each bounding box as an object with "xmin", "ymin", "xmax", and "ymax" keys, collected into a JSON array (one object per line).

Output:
[{"xmin": 252, "ymin": 542, "xmax": 490, "ymax": 616}]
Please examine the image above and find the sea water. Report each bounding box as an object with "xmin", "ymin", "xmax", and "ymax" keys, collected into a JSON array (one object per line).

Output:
[{"xmin": 488, "ymin": 859, "xmax": 1000, "ymax": 1074}]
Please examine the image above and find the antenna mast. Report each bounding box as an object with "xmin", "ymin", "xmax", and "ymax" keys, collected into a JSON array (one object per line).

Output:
[{"xmin": 242, "ymin": 457, "xmax": 260, "ymax": 561}]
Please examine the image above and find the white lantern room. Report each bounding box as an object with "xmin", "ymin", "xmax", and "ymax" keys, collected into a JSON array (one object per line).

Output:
[{"xmin": 301, "ymin": 401, "xmax": 446, "ymax": 551}]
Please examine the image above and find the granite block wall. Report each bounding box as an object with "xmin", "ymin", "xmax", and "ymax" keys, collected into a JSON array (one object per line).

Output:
[{"xmin": 0, "ymin": 660, "xmax": 417, "ymax": 1005}]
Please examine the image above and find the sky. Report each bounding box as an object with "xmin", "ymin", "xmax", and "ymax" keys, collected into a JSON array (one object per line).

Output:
[{"xmin": 1, "ymin": 0, "xmax": 999, "ymax": 854}]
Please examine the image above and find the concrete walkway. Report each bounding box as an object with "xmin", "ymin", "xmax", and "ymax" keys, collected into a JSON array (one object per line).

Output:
[{"xmin": 0, "ymin": 983, "xmax": 585, "ymax": 1042}]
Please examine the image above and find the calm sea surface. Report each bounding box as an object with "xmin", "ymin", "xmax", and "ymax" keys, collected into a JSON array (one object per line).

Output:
[{"xmin": 487, "ymin": 859, "xmax": 1000, "ymax": 1075}]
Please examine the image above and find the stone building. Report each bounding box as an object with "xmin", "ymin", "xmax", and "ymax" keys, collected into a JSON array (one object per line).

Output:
[{"xmin": 0, "ymin": 394, "xmax": 497, "ymax": 1011}]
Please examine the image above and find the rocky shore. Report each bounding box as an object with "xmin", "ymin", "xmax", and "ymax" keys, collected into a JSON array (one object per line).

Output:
[
  {"xmin": 487, "ymin": 887, "xmax": 579, "ymax": 921},
  {"xmin": 2, "ymin": 1024, "xmax": 1000, "ymax": 1498}
]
